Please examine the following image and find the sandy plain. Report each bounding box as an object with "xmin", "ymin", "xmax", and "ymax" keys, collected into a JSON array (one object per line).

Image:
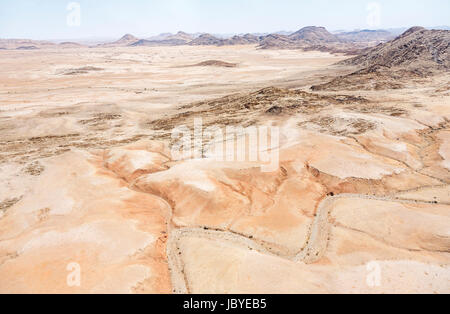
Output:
[{"xmin": 0, "ymin": 45, "xmax": 449, "ymax": 294}]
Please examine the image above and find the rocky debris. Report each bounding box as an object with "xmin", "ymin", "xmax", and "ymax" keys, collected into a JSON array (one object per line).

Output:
[
  {"xmin": 188, "ymin": 60, "xmax": 237, "ymax": 68},
  {"xmin": 266, "ymin": 106, "xmax": 283, "ymax": 115},
  {"xmin": 311, "ymin": 65, "xmax": 424, "ymax": 91},
  {"xmin": 16, "ymin": 46, "xmax": 39, "ymax": 50},
  {"xmin": 22, "ymin": 161, "xmax": 45, "ymax": 176},
  {"xmin": 0, "ymin": 197, "xmax": 22, "ymax": 215},
  {"xmin": 59, "ymin": 66, "xmax": 104, "ymax": 75},
  {"xmin": 148, "ymin": 86, "xmax": 370, "ymax": 134},
  {"xmin": 166, "ymin": 31, "xmax": 194, "ymax": 42}
]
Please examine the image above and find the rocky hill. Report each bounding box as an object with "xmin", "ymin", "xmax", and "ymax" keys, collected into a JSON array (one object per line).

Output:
[
  {"xmin": 116, "ymin": 34, "xmax": 138, "ymax": 44},
  {"xmin": 336, "ymin": 30, "xmax": 395, "ymax": 43},
  {"xmin": 341, "ymin": 27, "xmax": 450, "ymax": 71},
  {"xmin": 222, "ymin": 34, "xmax": 261, "ymax": 45},
  {"xmin": 258, "ymin": 26, "xmax": 366, "ymax": 54},
  {"xmin": 165, "ymin": 31, "xmax": 194, "ymax": 43},
  {"xmin": 289, "ymin": 26, "xmax": 344, "ymax": 44},
  {"xmin": 188, "ymin": 34, "xmax": 225, "ymax": 46},
  {"xmin": 98, "ymin": 34, "xmax": 139, "ymax": 47},
  {"xmin": 312, "ymin": 27, "xmax": 450, "ymax": 91},
  {"xmin": 258, "ymin": 34, "xmax": 296, "ymax": 49},
  {"xmin": 191, "ymin": 26, "xmax": 352, "ymax": 49}
]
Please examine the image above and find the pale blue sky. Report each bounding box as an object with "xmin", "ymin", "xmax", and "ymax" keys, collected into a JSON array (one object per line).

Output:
[{"xmin": 0, "ymin": 0, "xmax": 449, "ymax": 40}]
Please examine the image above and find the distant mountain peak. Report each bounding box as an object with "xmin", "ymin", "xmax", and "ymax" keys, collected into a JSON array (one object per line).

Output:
[
  {"xmin": 401, "ymin": 26, "xmax": 426, "ymax": 37},
  {"xmin": 117, "ymin": 34, "xmax": 138, "ymax": 42},
  {"xmin": 289, "ymin": 26, "xmax": 342, "ymax": 43}
]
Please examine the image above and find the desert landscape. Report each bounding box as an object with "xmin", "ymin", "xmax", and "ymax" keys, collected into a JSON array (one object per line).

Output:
[{"xmin": 0, "ymin": 23, "xmax": 449, "ymax": 294}]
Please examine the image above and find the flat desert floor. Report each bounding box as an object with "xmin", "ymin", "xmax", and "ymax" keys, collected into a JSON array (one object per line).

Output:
[{"xmin": 0, "ymin": 45, "xmax": 449, "ymax": 293}]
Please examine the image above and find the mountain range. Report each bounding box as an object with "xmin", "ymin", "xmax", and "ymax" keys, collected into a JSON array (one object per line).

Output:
[{"xmin": 1, "ymin": 26, "xmax": 449, "ymax": 52}]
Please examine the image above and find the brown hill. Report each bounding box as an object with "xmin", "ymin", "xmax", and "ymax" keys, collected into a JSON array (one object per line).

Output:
[
  {"xmin": 336, "ymin": 30, "xmax": 395, "ymax": 43},
  {"xmin": 189, "ymin": 60, "xmax": 237, "ymax": 68},
  {"xmin": 241, "ymin": 33, "xmax": 261, "ymax": 43},
  {"xmin": 166, "ymin": 31, "xmax": 194, "ymax": 42},
  {"xmin": 258, "ymin": 27, "xmax": 365, "ymax": 54},
  {"xmin": 221, "ymin": 34, "xmax": 261, "ymax": 45},
  {"xmin": 340, "ymin": 26, "xmax": 450, "ymax": 71},
  {"xmin": 116, "ymin": 34, "xmax": 138, "ymax": 44},
  {"xmin": 189, "ymin": 34, "xmax": 225, "ymax": 46},
  {"xmin": 98, "ymin": 34, "xmax": 139, "ymax": 47},
  {"xmin": 289, "ymin": 26, "xmax": 344, "ymax": 44},
  {"xmin": 312, "ymin": 27, "xmax": 450, "ymax": 91},
  {"xmin": 127, "ymin": 32, "xmax": 196, "ymax": 46},
  {"xmin": 257, "ymin": 34, "xmax": 294, "ymax": 49}
]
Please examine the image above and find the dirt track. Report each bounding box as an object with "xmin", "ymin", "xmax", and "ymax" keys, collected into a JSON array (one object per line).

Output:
[{"xmin": 167, "ymin": 191, "xmax": 450, "ymax": 293}]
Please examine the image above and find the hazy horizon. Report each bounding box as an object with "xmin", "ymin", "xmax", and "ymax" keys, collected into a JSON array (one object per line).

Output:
[{"xmin": 0, "ymin": 0, "xmax": 449, "ymax": 40}]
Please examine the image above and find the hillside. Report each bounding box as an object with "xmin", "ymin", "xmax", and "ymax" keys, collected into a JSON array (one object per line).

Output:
[
  {"xmin": 289, "ymin": 26, "xmax": 344, "ymax": 43},
  {"xmin": 166, "ymin": 31, "xmax": 194, "ymax": 42},
  {"xmin": 336, "ymin": 30, "xmax": 395, "ymax": 43},
  {"xmin": 341, "ymin": 27, "xmax": 450, "ymax": 71},
  {"xmin": 258, "ymin": 26, "xmax": 367, "ymax": 54},
  {"xmin": 129, "ymin": 39, "xmax": 187, "ymax": 47},
  {"xmin": 188, "ymin": 34, "xmax": 225, "ymax": 46},
  {"xmin": 98, "ymin": 34, "xmax": 139, "ymax": 47},
  {"xmin": 312, "ymin": 27, "xmax": 450, "ymax": 91}
]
